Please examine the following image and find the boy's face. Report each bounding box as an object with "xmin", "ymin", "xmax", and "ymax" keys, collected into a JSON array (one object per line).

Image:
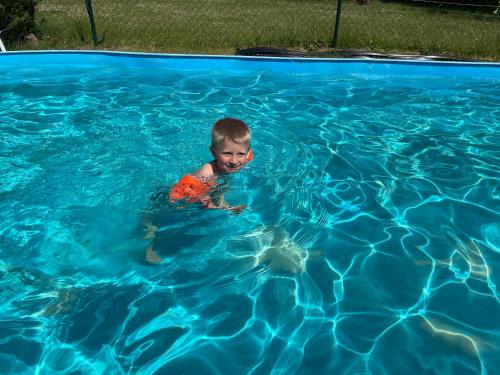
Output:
[{"xmin": 211, "ymin": 140, "xmax": 249, "ymax": 174}]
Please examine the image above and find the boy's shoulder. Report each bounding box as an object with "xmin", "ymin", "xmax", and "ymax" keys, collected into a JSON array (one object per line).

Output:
[{"xmin": 194, "ymin": 161, "xmax": 216, "ymax": 179}]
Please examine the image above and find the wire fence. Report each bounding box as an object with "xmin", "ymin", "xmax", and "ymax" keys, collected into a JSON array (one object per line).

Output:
[
  {"xmin": 10, "ymin": 0, "xmax": 500, "ymax": 59},
  {"xmin": 35, "ymin": 0, "xmax": 338, "ymax": 53}
]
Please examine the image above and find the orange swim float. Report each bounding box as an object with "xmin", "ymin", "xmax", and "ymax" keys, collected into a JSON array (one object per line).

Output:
[
  {"xmin": 247, "ymin": 148, "xmax": 253, "ymax": 161},
  {"xmin": 169, "ymin": 175, "xmax": 214, "ymax": 204},
  {"xmin": 170, "ymin": 150, "xmax": 253, "ymax": 204}
]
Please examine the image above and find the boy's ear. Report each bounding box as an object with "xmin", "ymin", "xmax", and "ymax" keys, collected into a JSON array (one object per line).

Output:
[{"xmin": 210, "ymin": 145, "xmax": 217, "ymax": 158}]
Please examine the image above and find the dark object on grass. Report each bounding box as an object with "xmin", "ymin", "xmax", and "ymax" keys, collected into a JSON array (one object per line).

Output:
[
  {"xmin": 236, "ymin": 47, "xmax": 296, "ymax": 57},
  {"xmin": 356, "ymin": 0, "xmax": 372, "ymax": 5},
  {"xmin": 0, "ymin": 0, "xmax": 37, "ymax": 43},
  {"xmin": 236, "ymin": 47, "xmax": 468, "ymax": 61},
  {"xmin": 337, "ymin": 48, "xmax": 468, "ymax": 61}
]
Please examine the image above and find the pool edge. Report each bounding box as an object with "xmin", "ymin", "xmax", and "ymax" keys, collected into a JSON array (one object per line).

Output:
[{"xmin": 1, "ymin": 49, "xmax": 500, "ymax": 68}]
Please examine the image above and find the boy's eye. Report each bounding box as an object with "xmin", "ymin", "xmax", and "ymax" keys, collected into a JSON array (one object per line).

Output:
[{"xmin": 220, "ymin": 152, "xmax": 245, "ymax": 156}]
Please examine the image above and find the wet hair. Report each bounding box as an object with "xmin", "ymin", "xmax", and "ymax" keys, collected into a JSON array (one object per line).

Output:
[{"xmin": 211, "ymin": 118, "xmax": 251, "ymax": 151}]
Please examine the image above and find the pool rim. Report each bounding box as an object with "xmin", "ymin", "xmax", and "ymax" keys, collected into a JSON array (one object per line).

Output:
[{"xmin": 1, "ymin": 49, "xmax": 500, "ymax": 68}]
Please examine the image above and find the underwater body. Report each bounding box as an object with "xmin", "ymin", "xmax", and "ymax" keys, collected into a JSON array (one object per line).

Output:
[{"xmin": 0, "ymin": 53, "xmax": 499, "ymax": 374}]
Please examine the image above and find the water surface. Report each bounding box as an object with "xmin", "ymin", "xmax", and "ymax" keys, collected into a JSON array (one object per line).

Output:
[{"xmin": 0, "ymin": 53, "xmax": 499, "ymax": 374}]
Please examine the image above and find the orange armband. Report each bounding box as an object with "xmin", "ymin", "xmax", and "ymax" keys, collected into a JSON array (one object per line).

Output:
[
  {"xmin": 247, "ymin": 148, "xmax": 253, "ymax": 161},
  {"xmin": 169, "ymin": 175, "xmax": 214, "ymax": 204}
]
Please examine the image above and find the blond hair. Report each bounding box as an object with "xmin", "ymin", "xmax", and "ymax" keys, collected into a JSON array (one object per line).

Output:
[{"xmin": 211, "ymin": 118, "xmax": 251, "ymax": 151}]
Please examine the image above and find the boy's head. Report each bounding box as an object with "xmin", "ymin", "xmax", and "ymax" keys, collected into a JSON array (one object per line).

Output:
[
  {"xmin": 211, "ymin": 118, "xmax": 251, "ymax": 152},
  {"xmin": 210, "ymin": 118, "xmax": 252, "ymax": 174}
]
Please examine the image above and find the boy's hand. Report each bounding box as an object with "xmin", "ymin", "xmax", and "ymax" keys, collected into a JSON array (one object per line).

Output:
[{"xmin": 228, "ymin": 205, "xmax": 246, "ymax": 214}]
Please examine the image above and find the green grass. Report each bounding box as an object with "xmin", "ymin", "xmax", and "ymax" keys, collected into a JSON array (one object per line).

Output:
[
  {"xmin": 341, "ymin": 2, "xmax": 500, "ymax": 60},
  {"xmin": 11, "ymin": 0, "xmax": 500, "ymax": 60}
]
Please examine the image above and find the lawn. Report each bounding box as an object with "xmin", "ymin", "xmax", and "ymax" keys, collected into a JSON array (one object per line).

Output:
[{"xmin": 15, "ymin": 0, "xmax": 500, "ymax": 60}]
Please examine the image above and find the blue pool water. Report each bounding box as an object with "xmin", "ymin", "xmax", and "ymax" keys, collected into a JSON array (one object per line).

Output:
[{"xmin": 0, "ymin": 51, "xmax": 499, "ymax": 374}]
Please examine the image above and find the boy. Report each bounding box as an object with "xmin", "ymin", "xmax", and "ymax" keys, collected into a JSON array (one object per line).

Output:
[
  {"xmin": 144, "ymin": 118, "xmax": 252, "ymax": 262},
  {"xmin": 169, "ymin": 117, "xmax": 252, "ymax": 212}
]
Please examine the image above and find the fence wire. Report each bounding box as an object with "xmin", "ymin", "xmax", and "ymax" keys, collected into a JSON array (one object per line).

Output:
[
  {"xmin": 27, "ymin": 0, "xmax": 500, "ymax": 59},
  {"xmin": 37, "ymin": 0, "xmax": 337, "ymax": 53}
]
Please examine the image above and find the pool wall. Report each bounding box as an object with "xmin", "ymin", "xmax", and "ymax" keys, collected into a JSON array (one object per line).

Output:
[{"xmin": 1, "ymin": 50, "xmax": 500, "ymax": 80}]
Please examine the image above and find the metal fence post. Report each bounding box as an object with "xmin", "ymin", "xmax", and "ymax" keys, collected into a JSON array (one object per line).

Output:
[
  {"xmin": 85, "ymin": 0, "xmax": 98, "ymax": 47},
  {"xmin": 0, "ymin": 30, "xmax": 6, "ymax": 52},
  {"xmin": 332, "ymin": 0, "xmax": 344, "ymax": 48}
]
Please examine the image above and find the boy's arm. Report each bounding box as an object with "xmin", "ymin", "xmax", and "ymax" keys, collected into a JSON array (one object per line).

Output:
[
  {"xmin": 194, "ymin": 162, "xmax": 215, "ymax": 179},
  {"xmin": 205, "ymin": 190, "xmax": 246, "ymax": 214},
  {"xmin": 194, "ymin": 163, "xmax": 246, "ymax": 213},
  {"xmin": 203, "ymin": 199, "xmax": 246, "ymax": 214}
]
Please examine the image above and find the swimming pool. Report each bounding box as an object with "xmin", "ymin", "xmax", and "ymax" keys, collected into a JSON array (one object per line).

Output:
[{"xmin": 0, "ymin": 51, "xmax": 499, "ymax": 374}]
